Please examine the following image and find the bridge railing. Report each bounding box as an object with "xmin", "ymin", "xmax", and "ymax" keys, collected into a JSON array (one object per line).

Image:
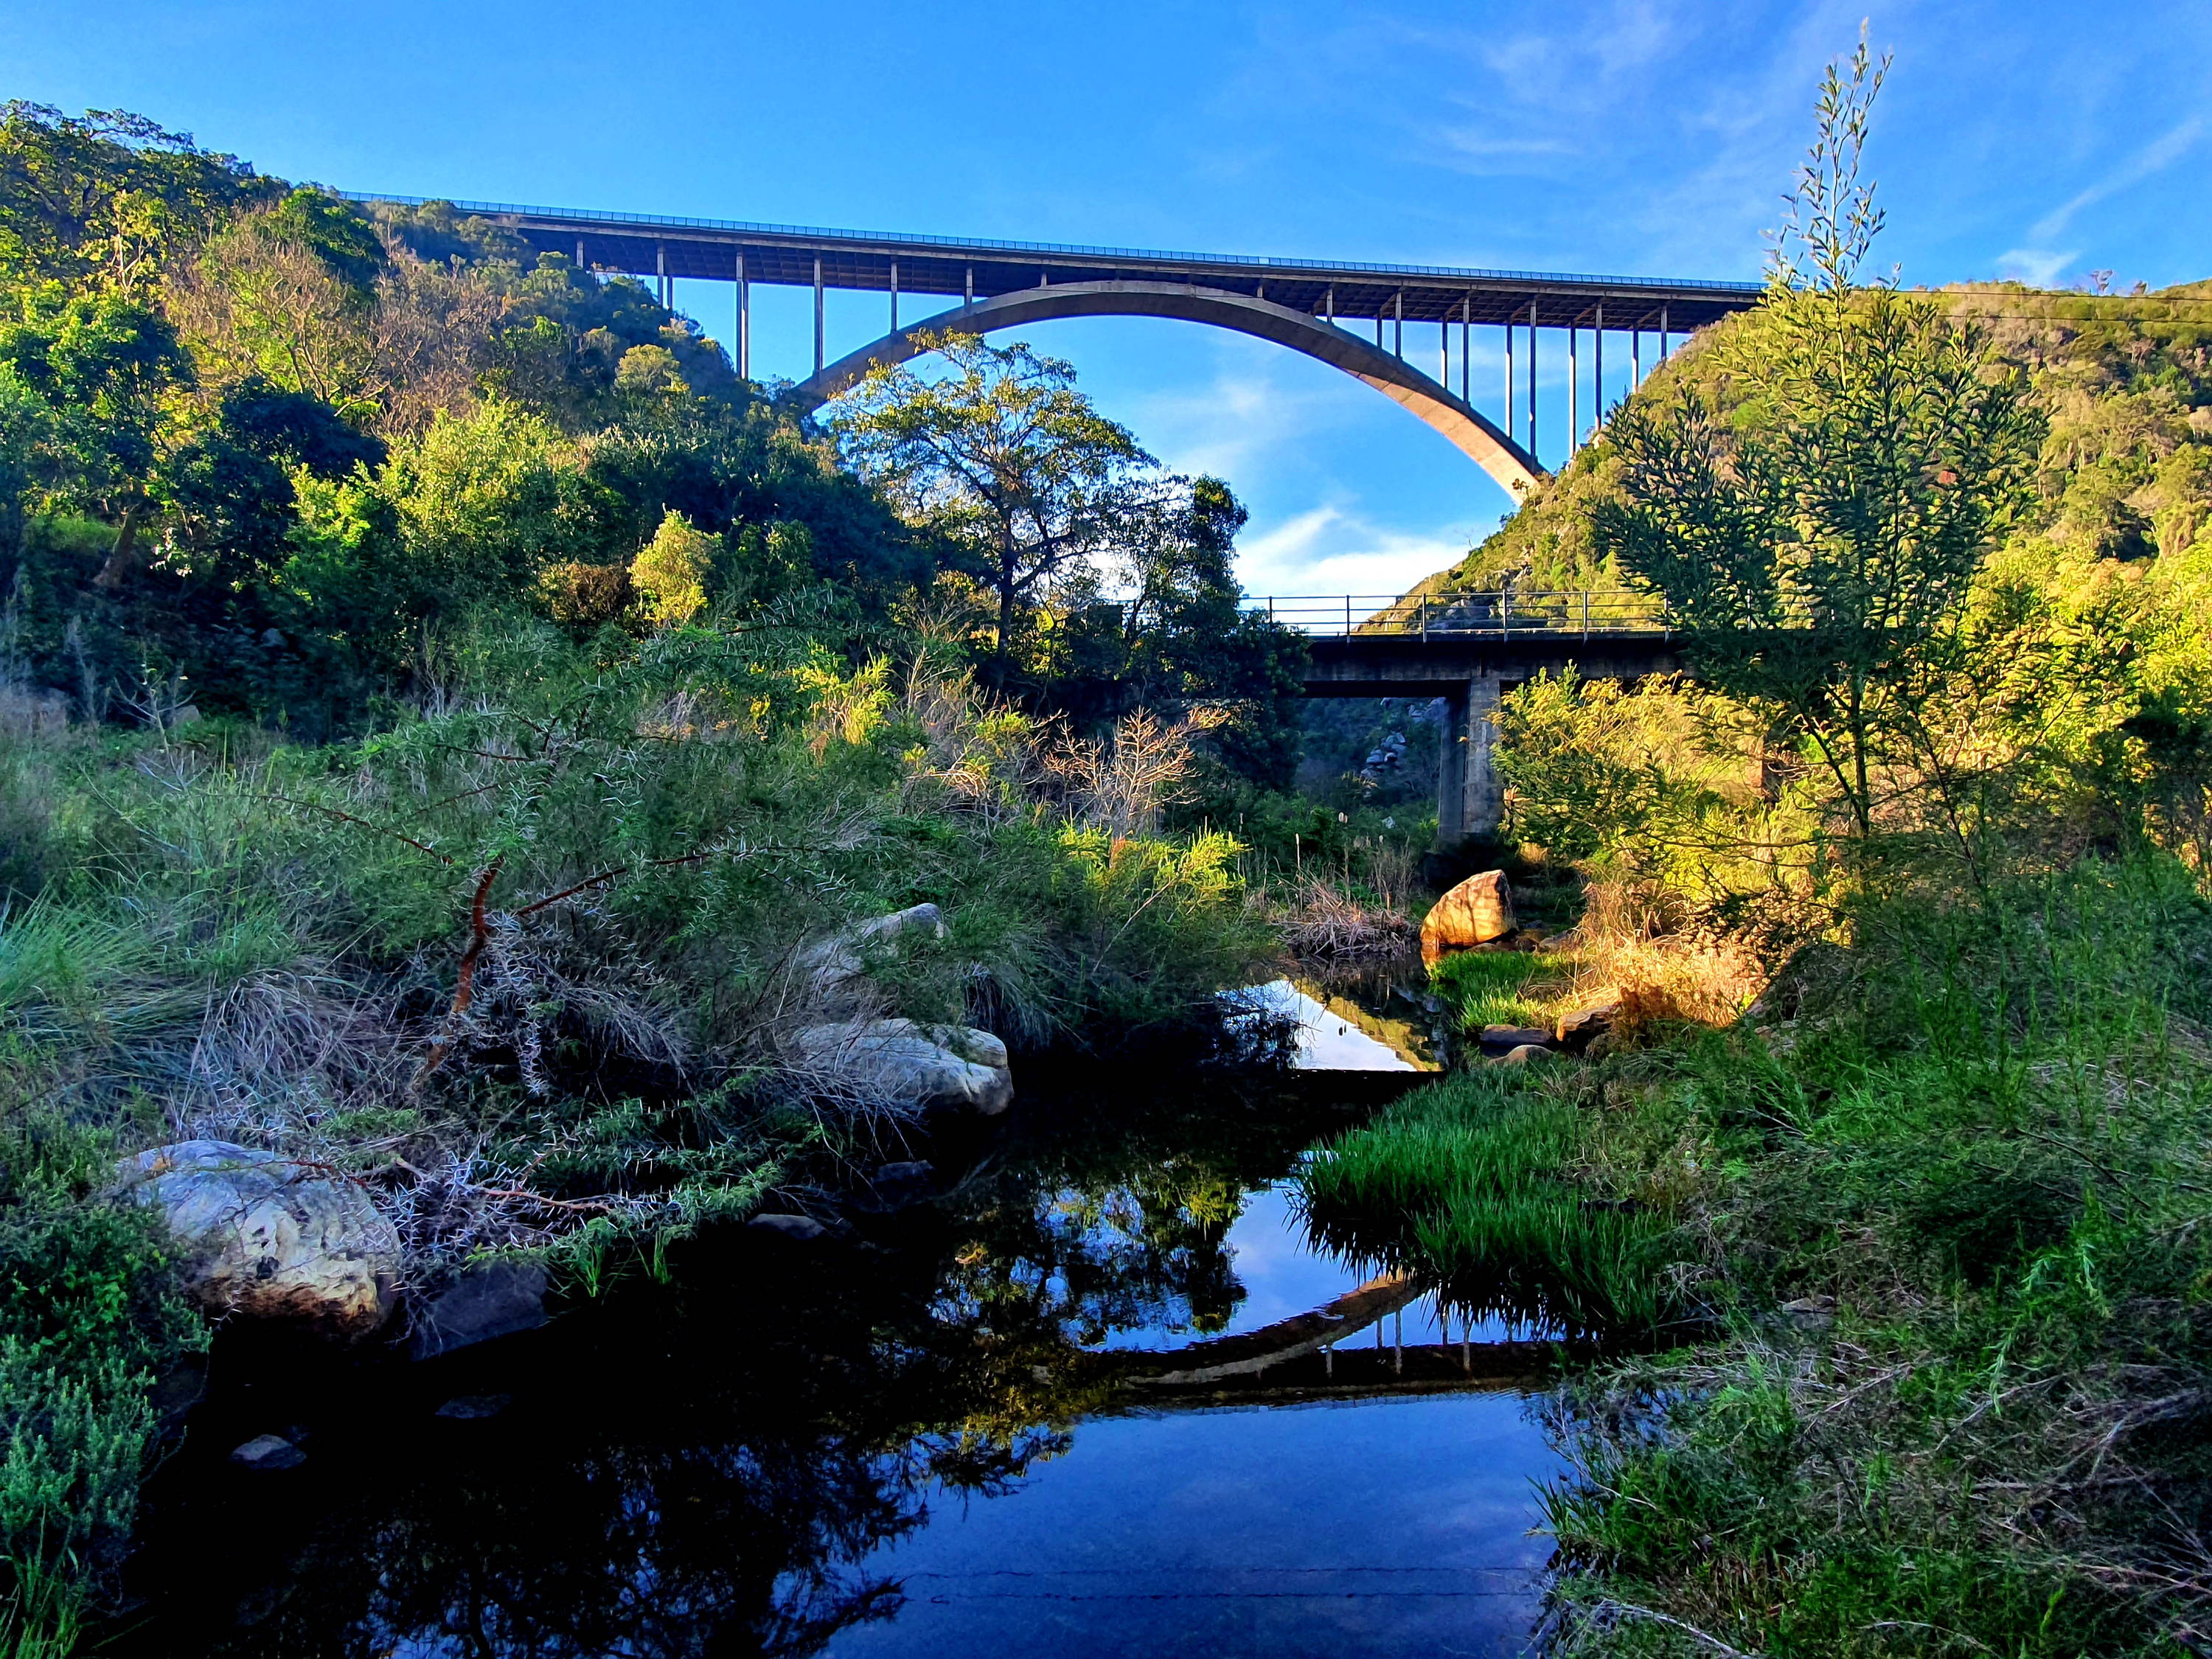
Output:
[{"xmin": 1242, "ymin": 590, "xmax": 1672, "ymax": 639}]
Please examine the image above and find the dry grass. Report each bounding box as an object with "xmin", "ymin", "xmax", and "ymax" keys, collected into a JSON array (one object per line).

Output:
[{"xmin": 1268, "ymin": 876, "xmax": 1418, "ymax": 965}]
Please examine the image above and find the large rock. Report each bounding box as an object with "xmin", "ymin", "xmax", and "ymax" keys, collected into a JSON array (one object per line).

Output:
[
  {"xmin": 789, "ymin": 1018, "xmax": 1012, "ymax": 1116},
  {"xmin": 1419, "ymin": 870, "xmax": 1516, "ymax": 968},
  {"xmin": 792, "ymin": 904, "xmax": 947, "ymax": 1004},
  {"xmin": 1479, "ymin": 1023, "xmax": 1554, "ymax": 1052},
  {"xmin": 115, "ymin": 1141, "xmax": 398, "ymax": 1338}
]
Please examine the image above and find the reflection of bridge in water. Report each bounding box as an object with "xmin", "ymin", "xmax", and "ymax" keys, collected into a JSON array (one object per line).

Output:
[
  {"xmin": 349, "ymin": 194, "xmax": 1763, "ymax": 492},
  {"xmin": 1254, "ymin": 591, "xmax": 1686, "ymax": 841},
  {"xmin": 1106, "ymin": 1270, "xmax": 1549, "ymax": 1403}
]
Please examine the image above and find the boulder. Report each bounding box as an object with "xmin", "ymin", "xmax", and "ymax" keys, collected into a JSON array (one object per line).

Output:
[
  {"xmin": 793, "ymin": 904, "xmax": 947, "ymax": 1003},
  {"xmin": 408, "ymin": 1260, "xmax": 548, "ymax": 1360},
  {"xmin": 1555, "ymin": 1001, "xmax": 1621, "ymax": 1054},
  {"xmin": 230, "ymin": 1434, "xmax": 305, "ymax": 1470},
  {"xmin": 746, "ymin": 1212, "xmax": 828, "ymax": 1241},
  {"xmin": 1419, "ymin": 871, "xmax": 1515, "ymax": 968},
  {"xmin": 1495, "ymin": 1043, "xmax": 1556, "ymax": 1067},
  {"xmin": 872, "ymin": 1160, "xmax": 938, "ymax": 1205},
  {"xmin": 114, "ymin": 1141, "xmax": 397, "ymax": 1338},
  {"xmin": 789, "ymin": 1019, "xmax": 1013, "ymax": 1116}
]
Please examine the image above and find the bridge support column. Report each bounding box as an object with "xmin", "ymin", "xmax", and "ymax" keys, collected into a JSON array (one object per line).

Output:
[{"xmin": 1436, "ymin": 672, "xmax": 1504, "ymax": 846}]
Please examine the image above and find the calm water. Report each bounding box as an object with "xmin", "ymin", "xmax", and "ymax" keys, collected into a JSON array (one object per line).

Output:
[{"xmin": 115, "ymin": 1021, "xmax": 1561, "ymax": 1658}]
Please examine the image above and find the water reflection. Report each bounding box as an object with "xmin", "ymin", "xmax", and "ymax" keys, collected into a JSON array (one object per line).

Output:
[{"xmin": 116, "ymin": 1063, "xmax": 1557, "ymax": 1658}]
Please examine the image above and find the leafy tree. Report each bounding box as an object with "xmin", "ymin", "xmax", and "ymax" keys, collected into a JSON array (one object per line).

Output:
[
  {"xmin": 829, "ymin": 333, "xmax": 1153, "ymax": 681},
  {"xmin": 1042, "ymin": 475, "xmax": 1308, "ymax": 787},
  {"xmin": 0, "ymin": 285, "xmax": 193, "ymax": 585},
  {"xmin": 0, "ymin": 101, "xmax": 268, "ymax": 291},
  {"xmin": 631, "ymin": 509, "xmax": 717, "ymax": 627},
  {"xmin": 1588, "ymin": 41, "xmax": 2044, "ymax": 841}
]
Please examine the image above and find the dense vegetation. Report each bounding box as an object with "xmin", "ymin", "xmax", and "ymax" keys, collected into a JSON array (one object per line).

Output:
[
  {"xmin": 12, "ymin": 36, "xmax": 2212, "ymax": 1655},
  {"xmin": 1304, "ymin": 45, "xmax": 2212, "ymax": 1656},
  {"xmin": 0, "ymin": 100, "xmax": 1320, "ymax": 1652}
]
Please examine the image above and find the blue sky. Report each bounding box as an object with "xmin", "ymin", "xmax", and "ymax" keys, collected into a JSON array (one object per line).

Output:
[{"xmin": 8, "ymin": 1, "xmax": 2211, "ymax": 595}]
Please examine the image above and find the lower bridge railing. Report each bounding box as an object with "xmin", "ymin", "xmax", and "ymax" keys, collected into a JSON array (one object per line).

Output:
[{"xmin": 1243, "ymin": 590, "xmax": 1672, "ymax": 640}]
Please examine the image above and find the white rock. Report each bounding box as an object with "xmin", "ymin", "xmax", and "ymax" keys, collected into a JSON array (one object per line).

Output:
[
  {"xmin": 792, "ymin": 904, "xmax": 947, "ymax": 1001},
  {"xmin": 789, "ymin": 1018, "xmax": 1012, "ymax": 1116},
  {"xmin": 114, "ymin": 1141, "xmax": 399, "ymax": 1338}
]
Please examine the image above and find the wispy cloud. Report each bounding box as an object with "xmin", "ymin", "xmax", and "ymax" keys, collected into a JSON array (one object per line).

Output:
[
  {"xmin": 1994, "ymin": 246, "xmax": 2079, "ymax": 288},
  {"xmin": 1992, "ymin": 116, "xmax": 2204, "ymax": 290},
  {"xmin": 2030, "ymin": 116, "xmax": 2203, "ymax": 242}
]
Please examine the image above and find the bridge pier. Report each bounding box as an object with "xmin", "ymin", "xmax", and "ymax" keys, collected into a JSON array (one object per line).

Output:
[{"xmin": 1437, "ymin": 674, "xmax": 1506, "ymax": 845}]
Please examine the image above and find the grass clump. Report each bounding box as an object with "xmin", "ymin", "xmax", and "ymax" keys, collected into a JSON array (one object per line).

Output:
[
  {"xmin": 1429, "ymin": 948, "xmax": 1574, "ymax": 1034},
  {"xmin": 1300, "ymin": 1067, "xmax": 1688, "ymax": 1336},
  {"xmin": 0, "ymin": 1093, "xmax": 202, "ymax": 1657}
]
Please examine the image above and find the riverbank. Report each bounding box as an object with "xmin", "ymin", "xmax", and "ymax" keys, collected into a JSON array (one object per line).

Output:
[
  {"xmin": 1301, "ymin": 855, "xmax": 2212, "ymax": 1655},
  {"xmin": 0, "ymin": 630, "xmax": 1279, "ymax": 1651}
]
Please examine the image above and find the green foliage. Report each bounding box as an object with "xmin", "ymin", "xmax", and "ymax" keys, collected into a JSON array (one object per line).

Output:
[
  {"xmin": 1527, "ymin": 857, "xmax": 2212, "ymax": 1655},
  {"xmin": 0, "ymin": 1095, "xmax": 201, "ymax": 1655},
  {"xmin": 0, "ymin": 102, "xmax": 269, "ymax": 292},
  {"xmin": 630, "ymin": 509, "xmax": 717, "ymax": 627},
  {"xmin": 1301, "ymin": 1067, "xmax": 1685, "ymax": 1334},
  {"xmin": 830, "ymin": 332, "xmax": 1155, "ymax": 674},
  {"xmin": 1591, "ymin": 44, "xmax": 2045, "ymax": 841}
]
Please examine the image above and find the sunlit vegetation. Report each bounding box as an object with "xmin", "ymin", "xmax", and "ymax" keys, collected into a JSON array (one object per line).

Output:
[{"xmin": 1305, "ymin": 42, "xmax": 2212, "ymax": 1655}]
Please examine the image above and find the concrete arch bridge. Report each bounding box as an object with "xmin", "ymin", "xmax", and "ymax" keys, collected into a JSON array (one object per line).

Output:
[{"xmin": 347, "ymin": 195, "xmax": 1761, "ymax": 493}]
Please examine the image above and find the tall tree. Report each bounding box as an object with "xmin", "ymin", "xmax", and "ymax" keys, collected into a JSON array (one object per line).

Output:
[
  {"xmin": 829, "ymin": 333, "xmax": 1153, "ymax": 682},
  {"xmin": 1589, "ymin": 39, "xmax": 2043, "ymax": 840}
]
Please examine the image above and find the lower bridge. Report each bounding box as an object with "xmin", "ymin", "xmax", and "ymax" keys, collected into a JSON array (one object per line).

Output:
[{"xmin": 1250, "ymin": 591, "xmax": 1684, "ymax": 844}]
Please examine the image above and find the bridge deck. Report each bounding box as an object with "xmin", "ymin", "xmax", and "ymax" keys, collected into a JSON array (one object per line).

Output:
[{"xmin": 347, "ymin": 194, "xmax": 1761, "ymax": 330}]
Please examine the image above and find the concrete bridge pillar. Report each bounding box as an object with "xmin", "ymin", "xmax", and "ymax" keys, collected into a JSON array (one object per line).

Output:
[{"xmin": 1436, "ymin": 673, "xmax": 1505, "ymax": 846}]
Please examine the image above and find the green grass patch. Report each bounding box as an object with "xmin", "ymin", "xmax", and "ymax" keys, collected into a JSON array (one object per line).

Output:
[
  {"xmin": 1429, "ymin": 949, "xmax": 1571, "ymax": 1034},
  {"xmin": 1298, "ymin": 1067, "xmax": 1686, "ymax": 1335}
]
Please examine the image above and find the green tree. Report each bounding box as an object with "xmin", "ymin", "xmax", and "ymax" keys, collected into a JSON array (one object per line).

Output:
[
  {"xmin": 1041, "ymin": 475, "xmax": 1309, "ymax": 788},
  {"xmin": 0, "ymin": 285, "xmax": 193, "ymax": 585},
  {"xmin": 0, "ymin": 101, "xmax": 268, "ymax": 292},
  {"xmin": 829, "ymin": 333, "xmax": 1153, "ymax": 682},
  {"xmin": 630, "ymin": 509, "xmax": 717, "ymax": 627},
  {"xmin": 1589, "ymin": 41, "xmax": 2044, "ymax": 841}
]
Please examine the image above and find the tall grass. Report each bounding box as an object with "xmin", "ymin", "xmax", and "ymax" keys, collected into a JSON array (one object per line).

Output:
[
  {"xmin": 1299, "ymin": 1068, "xmax": 1686, "ymax": 1335},
  {"xmin": 1529, "ymin": 858, "xmax": 2212, "ymax": 1656}
]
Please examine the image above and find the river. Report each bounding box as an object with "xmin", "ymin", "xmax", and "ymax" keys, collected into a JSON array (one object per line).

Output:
[{"xmin": 113, "ymin": 984, "xmax": 1562, "ymax": 1657}]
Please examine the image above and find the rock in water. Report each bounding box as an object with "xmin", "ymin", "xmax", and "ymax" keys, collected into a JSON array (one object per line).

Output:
[
  {"xmin": 434, "ymin": 1394, "xmax": 513, "ymax": 1420},
  {"xmin": 789, "ymin": 1019, "xmax": 1013, "ymax": 1116},
  {"xmin": 746, "ymin": 1212, "xmax": 828, "ymax": 1241},
  {"xmin": 408, "ymin": 1261, "xmax": 548, "ymax": 1360},
  {"xmin": 1419, "ymin": 870, "xmax": 1516, "ymax": 968},
  {"xmin": 230, "ymin": 1434, "xmax": 305, "ymax": 1470},
  {"xmin": 115, "ymin": 1141, "xmax": 397, "ymax": 1338}
]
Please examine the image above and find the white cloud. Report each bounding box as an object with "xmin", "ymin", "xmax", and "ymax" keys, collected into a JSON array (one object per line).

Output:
[
  {"xmin": 1236, "ymin": 504, "xmax": 1478, "ymax": 597},
  {"xmin": 1995, "ymin": 247, "xmax": 2080, "ymax": 288}
]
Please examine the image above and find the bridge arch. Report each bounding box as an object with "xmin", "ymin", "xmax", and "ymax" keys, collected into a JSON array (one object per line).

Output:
[{"xmin": 792, "ymin": 279, "xmax": 1545, "ymax": 497}]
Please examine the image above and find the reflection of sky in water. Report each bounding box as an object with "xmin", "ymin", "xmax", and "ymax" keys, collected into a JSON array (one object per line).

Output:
[
  {"xmin": 1082, "ymin": 1181, "xmax": 1527, "ymax": 1352},
  {"xmin": 824, "ymin": 1391, "xmax": 1562, "ymax": 1659},
  {"xmin": 1228, "ymin": 979, "xmax": 1420, "ymax": 1071}
]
